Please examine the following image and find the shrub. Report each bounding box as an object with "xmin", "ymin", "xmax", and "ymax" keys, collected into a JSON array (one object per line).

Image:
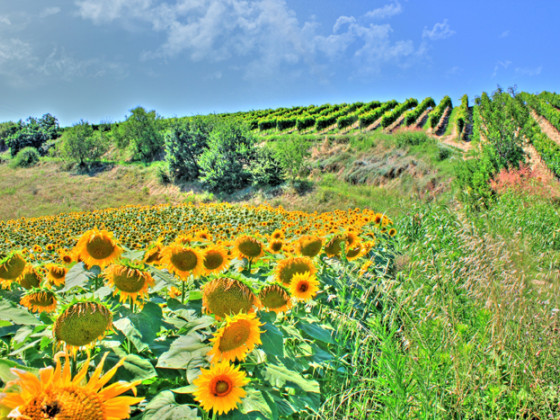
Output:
[
  {"xmin": 250, "ymin": 146, "xmax": 286, "ymax": 187},
  {"xmin": 381, "ymin": 98, "xmax": 418, "ymax": 128},
  {"xmin": 258, "ymin": 119, "xmax": 277, "ymax": 131},
  {"xmin": 61, "ymin": 120, "xmax": 107, "ymax": 166},
  {"xmin": 116, "ymin": 107, "xmax": 164, "ymax": 162},
  {"xmin": 272, "ymin": 136, "xmax": 311, "ymax": 183},
  {"xmin": 427, "ymin": 96, "xmax": 453, "ymax": 129},
  {"xmin": 10, "ymin": 147, "xmax": 40, "ymax": 168},
  {"xmin": 277, "ymin": 118, "xmax": 297, "ymax": 131},
  {"xmin": 297, "ymin": 116, "xmax": 315, "ymax": 131},
  {"xmin": 7, "ymin": 114, "xmax": 60, "ymax": 157}
]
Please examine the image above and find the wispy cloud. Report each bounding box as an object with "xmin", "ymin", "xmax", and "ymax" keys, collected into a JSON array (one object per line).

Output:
[
  {"xmin": 515, "ymin": 66, "xmax": 542, "ymax": 77},
  {"xmin": 365, "ymin": 1, "xmax": 402, "ymax": 20},
  {"xmin": 422, "ymin": 19, "xmax": 455, "ymax": 40},
  {"xmin": 492, "ymin": 60, "xmax": 512, "ymax": 77},
  {"xmin": 499, "ymin": 30, "xmax": 510, "ymax": 38},
  {"xmin": 40, "ymin": 7, "xmax": 61, "ymax": 18}
]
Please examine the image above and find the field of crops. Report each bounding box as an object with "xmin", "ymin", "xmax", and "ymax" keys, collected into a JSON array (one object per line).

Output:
[{"xmin": 0, "ymin": 203, "xmax": 397, "ymax": 419}]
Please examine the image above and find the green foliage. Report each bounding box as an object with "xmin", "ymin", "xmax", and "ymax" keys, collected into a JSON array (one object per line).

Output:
[
  {"xmin": 60, "ymin": 120, "xmax": 107, "ymax": 166},
  {"xmin": 525, "ymin": 115, "xmax": 560, "ymax": 177},
  {"xmin": 7, "ymin": 114, "xmax": 60, "ymax": 157},
  {"xmin": 456, "ymin": 94, "xmax": 470, "ymax": 135},
  {"xmin": 117, "ymin": 107, "xmax": 164, "ymax": 162},
  {"xmin": 395, "ymin": 131, "xmax": 430, "ymax": 147},
  {"xmin": 9, "ymin": 147, "xmax": 40, "ymax": 168},
  {"xmin": 249, "ymin": 146, "xmax": 286, "ymax": 187},
  {"xmin": 199, "ymin": 119, "xmax": 256, "ymax": 193},
  {"xmin": 403, "ymin": 97, "xmax": 436, "ymax": 126},
  {"xmin": 427, "ymin": 96, "xmax": 453, "ymax": 128},
  {"xmin": 337, "ymin": 114, "xmax": 358, "ymax": 130},
  {"xmin": 296, "ymin": 116, "xmax": 315, "ymax": 131},
  {"xmin": 276, "ymin": 118, "xmax": 297, "ymax": 131},
  {"xmin": 0, "ymin": 121, "xmax": 18, "ymax": 152},
  {"xmin": 272, "ymin": 136, "xmax": 311, "ymax": 183},
  {"xmin": 258, "ymin": 119, "xmax": 277, "ymax": 132},
  {"xmin": 164, "ymin": 117, "xmax": 214, "ymax": 182},
  {"xmin": 454, "ymin": 145, "xmax": 498, "ymax": 210},
  {"xmin": 359, "ymin": 100, "xmax": 398, "ymax": 128},
  {"xmin": 381, "ymin": 98, "xmax": 418, "ymax": 128}
]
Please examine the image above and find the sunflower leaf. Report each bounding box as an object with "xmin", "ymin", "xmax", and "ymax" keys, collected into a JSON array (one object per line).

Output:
[
  {"xmin": 261, "ymin": 322, "xmax": 284, "ymax": 358},
  {"xmin": 142, "ymin": 390, "xmax": 201, "ymax": 420},
  {"xmin": 0, "ymin": 300, "xmax": 40, "ymax": 325},
  {"xmin": 297, "ymin": 320, "xmax": 334, "ymax": 344},
  {"xmin": 0, "ymin": 359, "xmax": 38, "ymax": 383},
  {"xmin": 60, "ymin": 262, "xmax": 95, "ymax": 292},
  {"xmin": 262, "ymin": 363, "xmax": 320, "ymax": 393},
  {"xmin": 156, "ymin": 333, "xmax": 210, "ymax": 370}
]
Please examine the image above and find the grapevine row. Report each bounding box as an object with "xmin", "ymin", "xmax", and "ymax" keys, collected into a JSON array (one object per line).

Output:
[
  {"xmin": 427, "ymin": 96, "xmax": 453, "ymax": 129},
  {"xmin": 403, "ymin": 97, "xmax": 435, "ymax": 126}
]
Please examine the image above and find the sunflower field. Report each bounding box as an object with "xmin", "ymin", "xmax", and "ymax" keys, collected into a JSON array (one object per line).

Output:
[{"xmin": 0, "ymin": 202, "xmax": 397, "ymax": 419}]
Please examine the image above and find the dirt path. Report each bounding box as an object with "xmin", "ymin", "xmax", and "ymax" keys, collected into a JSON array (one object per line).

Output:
[
  {"xmin": 414, "ymin": 108, "xmax": 431, "ymax": 129},
  {"xmin": 353, "ymin": 115, "xmax": 384, "ymax": 135},
  {"xmin": 530, "ymin": 110, "xmax": 560, "ymax": 147},
  {"xmin": 387, "ymin": 111, "xmax": 409, "ymax": 133},
  {"xmin": 434, "ymin": 106, "xmax": 451, "ymax": 136},
  {"xmin": 523, "ymin": 140, "xmax": 558, "ymax": 184}
]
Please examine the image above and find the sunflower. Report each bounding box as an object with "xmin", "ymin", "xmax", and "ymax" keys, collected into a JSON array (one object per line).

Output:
[
  {"xmin": 20, "ymin": 289, "xmax": 57, "ymax": 313},
  {"xmin": 208, "ymin": 312, "xmax": 264, "ymax": 362},
  {"xmin": 289, "ymin": 272, "xmax": 320, "ymax": 301},
  {"xmin": 234, "ymin": 235, "xmax": 265, "ymax": 261},
  {"xmin": 345, "ymin": 243, "xmax": 363, "ymax": 261},
  {"xmin": 202, "ymin": 278, "xmax": 258, "ymax": 320},
  {"xmin": 168, "ymin": 286, "xmax": 182, "ymax": 299},
  {"xmin": 195, "ymin": 230, "xmax": 213, "ymax": 242},
  {"xmin": 268, "ymin": 239, "xmax": 284, "ymax": 254},
  {"xmin": 296, "ymin": 235, "xmax": 323, "ymax": 258},
  {"xmin": 53, "ymin": 301, "xmax": 113, "ymax": 353},
  {"xmin": 388, "ymin": 228, "xmax": 397, "ymax": 237},
  {"xmin": 324, "ymin": 235, "xmax": 344, "ymax": 258},
  {"xmin": 160, "ymin": 244, "xmax": 204, "ymax": 280},
  {"xmin": 192, "ymin": 361, "xmax": 249, "ymax": 416},
  {"xmin": 143, "ymin": 242, "xmax": 163, "ymax": 265},
  {"xmin": 270, "ymin": 229, "xmax": 285, "ymax": 240},
  {"xmin": 0, "ymin": 352, "xmax": 143, "ymax": 420},
  {"xmin": 57, "ymin": 248, "xmax": 74, "ymax": 264},
  {"xmin": 103, "ymin": 263, "xmax": 155, "ymax": 306},
  {"xmin": 45, "ymin": 263, "xmax": 68, "ymax": 287},
  {"xmin": 0, "ymin": 252, "xmax": 27, "ymax": 281},
  {"xmin": 202, "ymin": 246, "xmax": 230, "ymax": 275},
  {"xmin": 275, "ymin": 256, "xmax": 316, "ymax": 286},
  {"xmin": 74, "ymin": 229, "xmax": 122, "ymax": 269},
  {"xmin": 17, "ymin": 265, "xmax": 43, "ymax": 290},
  {"xmin": 259, "ymin": 284, "xmax": 292, "ymax": 313}
]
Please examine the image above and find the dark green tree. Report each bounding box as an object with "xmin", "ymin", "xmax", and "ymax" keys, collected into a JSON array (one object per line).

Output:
[
  {"xmin": 117, "ymin": 107, "xmax": 164, "ymax": 162},
  {"xmin": 60, "ymin": 120, "xmax": 107, "ymax": 166},
  {"xmin": 6, "ymin": 114, "xmax": 60, "ymax": 157}
]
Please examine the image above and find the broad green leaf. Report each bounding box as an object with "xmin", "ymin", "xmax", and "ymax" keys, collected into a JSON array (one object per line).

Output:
[
  {"xmin": 122, "ymin": 250, "xmax": 145, "ymax": 261},
  {"xmin": 239, "ymin": 389, "xmax": 274, "ymax": 419},
  {"xmin": 298, "ymin": 321, "xmax": 334, "ymax": 344},
  {"xmin": 60, "ymin": 262, "xmax": 95, "ymax": 292},
  {"xmin": 171, "ymin": 385, "xmax": 197, "ymax": 394},
  {"xmin": 142, "ymin": 390, "xmax": 201, "ymax": 420},
  {"xmin": 0, "ymin": 300, "xmax": 39, "ymax": 325},
  {"xmin": 101, "ymin": 353, "xmax": 157, "ymax": 382},
  {"xmin": 113, "ymin": 318, "xmax": 147, "ymax": 352},
  {"xmin": 262, "ymin": 363, "xmax": 320, "ymax": 393},
  {"xmin": 261, "ymin": 322, "xmax": 284, "ymax": 358},
  {"xmin": 114, "ymin": 302, "xmax": 163, "ymax": 352},
  {"xmin": 156, "ymin": 333, "xmax": 210, "ymax": 371},
  {"xmin": 0, "ymin": 359, "xmax": 38, "ymax": 383}
]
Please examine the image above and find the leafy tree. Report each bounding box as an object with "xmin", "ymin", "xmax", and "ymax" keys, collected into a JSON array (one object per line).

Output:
[
  {"xmin": 60, "ymin": 120, "xmax": 107, "ymax": 166},
  {"xmin": 164, "ymin": 117, "xmax": 216, "ymax": 182},
  {"xmin": 0, "ymin": 121, "xmax": 18, "ymax": 151},
  {"xmin": 272, "ymin": 136, "xmax": 311, "ymax": 183},
  {"xmin": 6, "ymin": 114, "xmax": 60, "ymax": 157},
  {"xmin": 199, "ymin": 119, "xmax": 256, "ymax": 193},
  {"xmin": 249, "ymin": 145, "xmax": 285, "ymax": 187},
  {"xmin": 117, "ymin": 107, "xmax": 164, "ymax": 162}
]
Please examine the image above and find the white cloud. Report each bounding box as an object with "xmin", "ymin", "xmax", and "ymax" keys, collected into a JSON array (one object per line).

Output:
[
  {"xmin": 422, "ymin": 19, "xmax": 455, "ymax": 40},
  {"xmin": 0, "ymin": 16, "xmax": 11, "ymax": 25},
  {"xmin": 365, "ymin": 1, "xmax": 402, "ymax": 20},
  {"xmin": 515, "ymin": 66, "xmax": 542, "ymax": 77},
  {"xmin": 40, "ymin": 7, "xmax": 61, "ymax": 18},
  {"xmin": 492, "ymin": 60, "xmax": 512, "ymax": 77}
]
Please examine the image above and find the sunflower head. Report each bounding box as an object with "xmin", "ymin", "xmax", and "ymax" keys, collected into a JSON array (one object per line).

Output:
[
  {"xmin": 20, "ymin": 288, "xmax": 57, "ymax": 313},
  {"xmin": 103, "ymin": 261, "xmax": 155, "ymax": 306},
  {"xmin": 18, "ymin": 264, "xmax": 43, "ymax": 290},
  {"xmin": 0, "ymin": 352, "xmax": 143, "ymax": 420},
  {"xmin": 234, "ymin": 235, "xmax": 265, "ymax": 260},
  {"xmin": 202, "ymin": 277, "xmax": 258, "ymax": 320},
  {"xmin": 143, "ymin": 242, "xmax": 163, "ymax": 265},
  {"xmin": 0, "ymin": 252, "xmax": 26, "ymax": 281},
  {"xmin": 53, "ymin": 300, "xmax": 113, "ymax": 352},
  {"xmin": 270, "ymin": 229, "xmax": 285, "ymax": 240},
  {"xmin": 345, "ymin": 243, "xmax": 363, "ymax": 261},
  {"xmin": 161, "ymin": 244, "xmax": 204, "ymax": 280},
  {"xmin": 275, "ymin": 256, "xmax": 317, "ymax": 286},
  {"xmin": 203, "ymin": 246, "xmax": 231, "ymax": 275},
  {"xmin": 74, "ymin": 228, "xmax": 122, "ymax": 269},
  {"xmin": 57, "ymin": 248, "xmax": 75, "ymax": 264},
  {"xmin": 195, "ymin": 230, "xmax": 213, "ymax": 242},
  {"xmin": 324, "ymin": 234, "xmax": 345, "ymax": 258},
  {"xmin": 289, "ymin": 272, "xmax": 320, "ymax": 301},
  {"xmin": 45, "ymin": 263, "xmax": 68, "ymax": 287},
  {"xmin": 388, "ymin": 228, "xmax": 397, "ymax": 237},
  {"xmin": 192, "ymin": 361, "xmax": 249, "ymax": 416},
  {"xmin": 268, "ymin": 239, "xmax": 284, "ymax": 254},
  {"xmin": 297, "ymin": 235, "xmax": 323, "ymax": 258},
  {"xmin": 208, "ymin": 312, "xmax": 264, "ymax": 362},
  {"xmin": 259, "ymin": 284, "xmax": 292, "ymax": 313}
]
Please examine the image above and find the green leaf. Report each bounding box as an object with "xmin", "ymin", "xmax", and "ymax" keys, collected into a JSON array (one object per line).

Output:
[
  {"xmin": 156, "ymin": 333, "xmax": 210, "ymax": 371},
  {"xmin": 122, "ymin": 250, "xmax": 145, "ymax": 261},
  {"xmin": 171, "ymin": 385, "xmax": 197, "ymax": 394},
  {"xmin": 102, "ymin": 353, "xmax": 157, "ymax": 382},
  {"xmin": 114, "ymin": 303, "xmax": 163, "ymax": 352},
  {"xmin": 60, "ymin": 262, "xmax": 95, "ymax": 292},
  {"xmin": 142, "ymin": 390, "xmax": 201, "ymax": 420},
  {"xmin": 262, "ymin": 363, "xmax": 320, "ymax": 393},
  {"xmin": 261, "ymin": 322, "xmax": 284, "ymax": 358},
  {"xmin": 0, "ymin": 300, "xmax": 39, "ymax": 325},
  {"xmin": 113, "ymin": 318, "xmax": 147, "ymax": 352},
  {"xmin": 0, "ymin": 359, "xmax": 38, "ymax": 383},
  {"xmin": 239, "ymin": 389, "xmax": 274, "ymax": 419},
  {"xmin": 298, "ymin": 321, "xmax": 334, "ymax": 344}
]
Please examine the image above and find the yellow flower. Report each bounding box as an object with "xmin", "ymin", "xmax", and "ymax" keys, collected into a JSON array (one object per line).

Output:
[
  {"xmin": 160, "ymin": 244, "xmax": 204, "ymax": 280},
  {"xmin": 192, "ymin": 361, "xmax": 249, "ymax": 416},
  {"xmin": 74, "ymin": 229, "xmax": 122, "ymax": 269},
  {"xmin": 202, "ymin": 246, "xmax": 230, "ymax": 275},
  {"xmin": 234, "ymin": 235, "xmax": 265, "ymax": 260},
  {"xmin": 289, "ymin": 272, "xmax": 319, "ymax": 301},
  {"xmin": 208, "ymin": 312, "xmax": 264, "ymax": 362},
  {"xmin": 103, "ymin": 263, "xmax": 155, "ymax": 307},
  {"xmin": 258, "ymin": 284, "xmax": 292, "ymax": 314},
  {"xmin": 0, "ymin": 352, "xmax": 143, "ymax": 420},
  {"xmin": 296, "ymin": 235, "xmax": 323, "ymax": 258},
  {"xmin": 202, "ymin": 278, "xmax": 258, "ymax": 320},
  {"xmin": 45, "ymin": 263, "xmax": 68, "ymax": 287},
  {"xmin": 20, "ymin": 289, "xmax": 57, "ymax": 313},
  {"xmin": 275, "ymin": 256, "xmax": 316, "ymax": 286},
  {"xmin": 17, "ymin": 265, "xmax": 43, "ymax": 290},
  {"xmin": 0, "ymin": 252, "xmax": 27, "ymax": 281}
]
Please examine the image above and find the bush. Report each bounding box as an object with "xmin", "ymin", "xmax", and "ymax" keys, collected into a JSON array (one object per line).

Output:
[
  {"xmin": 199, "ymin": 119, "xmax": 256, "ymax": 193},
  {"xmin": 7, "ymin": 114, "xmax": 60, "ymax": 157},
  {"xmin": 250, "ymin": 146, "xmax": 286, "ymax": 187},
  {"xmin": 10, "ymin": 147, "xmax": 40, "ymax": 168},
  {"xmin": 272, "ymin": 136, "xmax": 310, "ymax": 183},
  {"xmin": 61, "ymin": 120, "xmax": 107, "ymax": 166},
  {"xmin": 296, "ymin": 116, "xmax": 315, "ymax": 131},
  {"xmin": 116, "ymin": 107, "xmax": 164, "ymax": 162},
  {"xmin": 258, "ymin": 119, "xmax": 276, "ymax": 131},
  {"xmin": 277, "ymin": 118, "xmax": 297, "ymax": 131},
  {"xmin": 395, "ymin": 131, "xmax": 430, "ymax": 147}
]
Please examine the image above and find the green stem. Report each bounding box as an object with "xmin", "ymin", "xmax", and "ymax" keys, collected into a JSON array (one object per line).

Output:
[
  {"xmin": 181, "ymin": 281, "xmax": 186, "ymax": 304},
  {"xmin": 248, "ymin": 258, "xmax": 252, "ymax": 272}
]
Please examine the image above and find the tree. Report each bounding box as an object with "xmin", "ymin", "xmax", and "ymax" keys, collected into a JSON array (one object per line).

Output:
[
  {"xmin": 6, "ymin": 114, "xmax": 60, "ymax": 156},
  {"xmin": 272, "ymin": 136, "xmax": 311, "ymax": 183},
  {"xmin": 198, "ymin": 119, "xmax": 256, "ymax": 193},
  {"xmin": 0, "ymin": 121, "xmax": 18, "ymax": 152},
  {"xmin": 60, "ymin": 120, "xmax": 107, "ymax": 166},
  {"xmin": 117, "ymin": 107, "xmax": 164, "ymax": 162}
]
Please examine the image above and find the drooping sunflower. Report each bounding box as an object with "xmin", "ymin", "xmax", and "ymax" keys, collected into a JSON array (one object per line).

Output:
[
  {"xmin": 57, "ymin": 248, "xmax": 74, "ymax": 264},
  {"xmin": 234, "ymin": 235, "xmax": 265, "ymax": 261},
  {"xmin": 289, "ymin": 272, "xmax": 320, "ymax": 301},
  {"xmin": 345, "ymin": 243, "xmax": 363, "ymax": 261},
  {"xmin": 275, "ymin": 256, "xmax": 316, "ymax": 286},
  {"xmin": 74, "ymin": 229, "xmax": 122, "ymax": 269},
  {"xmin": 208, "ymin": 312, "xmax": 264, "ymax": 362},
  {"xmin": 17, "ymin": 264, "xmax": 43, "ymax": 290},
  {"xmin": 258, "ymin": 284, "xmax": 292, "ymax": 314},
  {"xmin": 324, "ymin": 234, "xmax": 345, "ymax": 258},
  {"xmin": 202, "ymin": 246, "xmax": 231, "ymax": 275},
  {"xmin": 268, "ymin": 239, "xmax": 284, "ymax": 254},
  {"xmin": 296, "ymin": 235, "xmax": 323, "ymax": 258},
  {"xmin": 202, "ymin": 277, "xmax": 258, "ymax": 320},
  {"xmin": 45, "ymin": 263, "xmax": 68, "ymax": 287},
  {"xmin": 143, "ymin": 242, "xmax": 163, "ymax": 265},
  {"xmin": 0, "ymin": 352, "xmax": 143, "ymax": 420},
  {"xmin": 0, "ymin": 251, "xmax": 27, "ymax": 281},
  {"xmin": 160, "ymin": 243, "xmax": 204, "ymax": 280},
  {"xmin": 20, "ymin": 288, "xmax": 57, "ymax": 313},
  {"xmin": 192, "ymin": 361, "xmax": 249, "ymax": 416},
  {"xmin": 53, "ymin": 301, "xmax": 113, "ymax": 353},
  {"xmin": 103, "ymin": 262, "xmax": 155, "ymax": 306}
]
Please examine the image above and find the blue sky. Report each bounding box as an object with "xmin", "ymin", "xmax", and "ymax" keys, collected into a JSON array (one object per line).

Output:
[{"xmin": 0, "ymin": 0, "xmax": 557, "ymax": 126}]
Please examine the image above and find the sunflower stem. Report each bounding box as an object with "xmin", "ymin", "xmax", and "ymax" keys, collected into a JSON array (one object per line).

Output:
[
  {"xmin": 181, "ymin": 281, "xmax": 186, "ymax": 304},
  {"xmin": 248, "ymin": 258, "xmax": 252, "ymax": 272}
]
